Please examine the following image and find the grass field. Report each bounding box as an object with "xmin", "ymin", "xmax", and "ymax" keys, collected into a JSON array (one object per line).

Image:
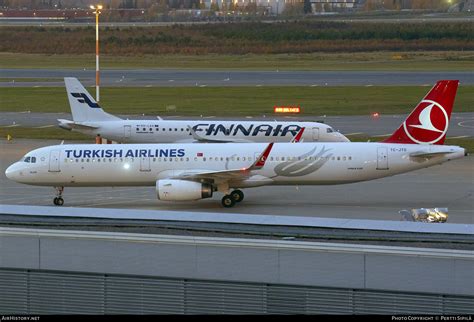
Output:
[
  {"xmin": 1, "ymin": 51, "xmax": 473, "ymax": 71},
  {"xmin": 1, "ymin": 127, "xmax": 472, "ymax": 153},
  {"xmin": 1, "ymin": 85, "xmax": 473, "ymax": 116}
]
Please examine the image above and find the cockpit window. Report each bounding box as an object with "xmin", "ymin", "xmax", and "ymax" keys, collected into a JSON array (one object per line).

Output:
[
  {"xmin": 326, "ymin": 128, "xmax": 334, "ymax": 133},
  {"xmin": 23, "ymin": 156, "xmax": 36, "ymax": 163}
]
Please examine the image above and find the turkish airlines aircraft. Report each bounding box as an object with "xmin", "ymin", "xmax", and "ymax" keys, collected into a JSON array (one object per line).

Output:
[
  {"xmin": 58, "ymin": 78, "xmax": 349, "ymax": 143},
  {"xmin": 6, "ymin": 80, "xmax": 465, "ymax": 208}
]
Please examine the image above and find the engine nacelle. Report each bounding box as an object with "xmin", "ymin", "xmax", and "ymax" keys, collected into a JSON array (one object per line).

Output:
[{"xmin": 156, "ymin": 179, "xmax": 213, "ymax": 201}]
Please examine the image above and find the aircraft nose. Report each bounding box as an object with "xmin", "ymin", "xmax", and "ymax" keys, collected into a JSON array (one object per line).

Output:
[
  {"xmin": 339, "ymin": 134, "xmax": 350, "ymax": 142},
  {"xmin": 5, "ymin": 163, "xmax": 20, "ymax": 181}
]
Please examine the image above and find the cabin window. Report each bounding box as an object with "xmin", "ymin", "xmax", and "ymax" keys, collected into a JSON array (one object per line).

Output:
[
  {"xmin": 203, "ymin": 157, "xmax": 207, "ymax": 161},
  {"xmin": 194, "ymin": 157, "xmax": 198, "ymax": 161},
  {"xmin": 153, "ymin": 158, "xmax": 156, "ymax": 162},
  {"xmin": 237, "ymin": 157, "xmax": 240, "ymax": 161},
  {"xmin": 327, "ymin": 128, "xmax": 334, "ymax": 133},
  {"xmin": 337, "ymin": 157, "xmax": 340, "ymax": 161},
  {"xmin": 349, "ymin": 157, "xmax": 352, "ymax": 160},
  {"xmin": 343, "ymin": 156, "xmax": 347, "ymax": 161},
  {"xmin": 164, "ymin": 158, "xmax": 167, "ymax": 161}
]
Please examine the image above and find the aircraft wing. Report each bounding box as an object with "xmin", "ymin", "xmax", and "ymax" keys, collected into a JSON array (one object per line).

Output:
[
  {"xmin": 188, "ymin": 126, "xmax": 253, "ymax": 143},
  {"xmin": 171, "ymin": 143, "xmax": 274, "ymax": 183}
]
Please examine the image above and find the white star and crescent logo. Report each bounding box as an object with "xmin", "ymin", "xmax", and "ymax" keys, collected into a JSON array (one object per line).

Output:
[{"xmin": 402, "ymin": 100, "xmax": 449, "ymax": 144}]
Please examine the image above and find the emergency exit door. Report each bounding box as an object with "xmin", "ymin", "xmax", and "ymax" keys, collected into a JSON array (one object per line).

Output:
[{"xmin": 140, "ymin": 157, "xmax": 151, "ymax": 172}]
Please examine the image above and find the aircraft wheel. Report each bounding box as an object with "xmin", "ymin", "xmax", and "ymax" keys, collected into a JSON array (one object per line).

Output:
[
  {"xmin": 231, "ymin": 190, "xmax": 244, "ymax": 203},
  {"xmin": 221, "ymin": 195, "xmax": 236, "ymax": 208},
  {"xmin": 55, "ymin": 197, "xmax": 64, "ymax": 206},
  {"xmin": 53, "ymin": 197, "xmax": 58, "ymax": 205}
]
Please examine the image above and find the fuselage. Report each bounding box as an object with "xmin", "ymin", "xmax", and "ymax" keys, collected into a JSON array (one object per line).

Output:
[
  {"xmin": 5, "ymin": 142, "xmax": 465, "ymax": 188},
  {"xmin": 64, "ymin": 120, "xmax": 349, "ymax": 143}
]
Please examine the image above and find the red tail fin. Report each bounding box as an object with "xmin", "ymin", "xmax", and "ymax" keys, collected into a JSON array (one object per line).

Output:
[{"xmin": 383, "ymin": 80, "xmax": 459, "ymax": 145}]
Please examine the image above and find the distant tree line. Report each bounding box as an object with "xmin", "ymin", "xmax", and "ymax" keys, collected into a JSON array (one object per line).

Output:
[{"xmin": 0, "ymin": 22, "xmax": 472, "ymax": 55}]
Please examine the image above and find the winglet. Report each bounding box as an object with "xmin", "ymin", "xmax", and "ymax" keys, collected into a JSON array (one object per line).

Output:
[
  {"xmin": 290, "ymin": 127, "xmax": 305, "ymax": 143},
  {"xmin": 249, "ymin": 143, "xmax": 274, "ymax": 170}
]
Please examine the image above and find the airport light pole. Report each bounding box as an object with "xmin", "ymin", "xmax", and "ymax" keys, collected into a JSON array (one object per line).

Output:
[{"xmin": 90, "ymin": 5, "xmax": 103, "ymax": 102}]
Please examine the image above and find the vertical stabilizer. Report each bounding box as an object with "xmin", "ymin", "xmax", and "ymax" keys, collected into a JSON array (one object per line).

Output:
[
  {"xmin": 64, "ymin": 77, "xmax": 120, "ymax": 122},
  {"xmin": 383, "ymin": 80, "xmax": 458, "ymax": 145}
]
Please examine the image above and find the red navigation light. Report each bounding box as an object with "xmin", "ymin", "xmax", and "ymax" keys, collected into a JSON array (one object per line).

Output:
[
  {"xmin": 372, "ymin": 112, "xmax": 380, "ymax": 118},
  {"xmin": 274, "ymin": 105, "xmax": 301, "ymax": 113}
]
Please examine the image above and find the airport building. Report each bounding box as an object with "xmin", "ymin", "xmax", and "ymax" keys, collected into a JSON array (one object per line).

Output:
[{"xmin": 1, "ymin": 206, "xmax": 473, "ymax": 314}]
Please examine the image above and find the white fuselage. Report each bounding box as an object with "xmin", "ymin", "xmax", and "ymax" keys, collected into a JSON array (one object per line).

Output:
[
  {"xmin": 66, "ymin": 120, "xmax": 349, "ymax": 143},
  {"xmin": 6, "ymin": 142, "xmax": 465, "ymax": 188}
]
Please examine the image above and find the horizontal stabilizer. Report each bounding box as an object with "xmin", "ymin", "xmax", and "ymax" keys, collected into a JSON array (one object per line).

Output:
[
  {"xmin": 57, "ymin": 119, "xmax": 99, "ymax": 130},
  {"xmin": 410, "ymin": 150, "xmax": 452, "ymax": 158}
]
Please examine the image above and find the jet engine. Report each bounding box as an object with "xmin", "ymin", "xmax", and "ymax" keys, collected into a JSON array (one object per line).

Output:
[{"xmin": 156, "ymin": 179, "xmax": 213, "ymax": 201}]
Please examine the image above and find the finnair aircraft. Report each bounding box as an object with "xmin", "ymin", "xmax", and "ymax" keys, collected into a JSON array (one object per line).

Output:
[
  {"xmin": 58, "ymin": 78, "xmax": 349, "ymax": 143},
  {"xmin": 6, "ymin": 80, "xmax": 465, "ymax": 208}
]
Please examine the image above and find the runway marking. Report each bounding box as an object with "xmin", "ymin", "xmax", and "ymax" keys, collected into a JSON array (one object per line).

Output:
[
  {"xmin": 449, "ymin": 135, "xmax": 469, "ymax": 139},
  {"xmin": 203, "ymin": 116, "xmax": 215, "ymax": 119},
  {"xmin": 34, "ymin": 125, "xmax": 55, "ymax": 129},
  {"xmin": 372, "ymin": 134, "xmax": 391, "ymax": 137},
  {"xmin": 2, "ymin": 124, "xmax": 20, "ymax": 128},
  {"xmin": 457, "ymin": 120, "xmax": 474, "ymax": 129},
  {"xmin": 345, "ymin": 132, "xmax": 364, "ymax": 136}
]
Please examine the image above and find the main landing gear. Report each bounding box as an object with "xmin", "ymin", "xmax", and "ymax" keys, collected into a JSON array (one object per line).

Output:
[
  {"xmin": 221, "ymin": 189, "xmax": 244, "ymax": 208},
  {"xmin": 53, "ymin": 186, "xmax": 64, "ymax": 206}
]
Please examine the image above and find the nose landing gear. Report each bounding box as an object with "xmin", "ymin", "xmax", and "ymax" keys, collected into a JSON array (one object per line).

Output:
[{"xmin": 53, "ymin": 186, "xmax": 64, "ymax": 206}]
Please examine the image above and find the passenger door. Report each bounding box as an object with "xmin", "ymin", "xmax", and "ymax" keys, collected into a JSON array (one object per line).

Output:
[
  {"xmin": 124, "ymin": 125, "xmax": 131, "ymax": 140},
  {"xmin": 312, "ymin": 127, "xmax": 319, "ymax": 141},
  {"xmin": 376, "ymin": 147, "xmax": 389, "ymax": 170},
  {"xmin": 49, "ymin": 150, "xmax": 61, "ymax": 172}
]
